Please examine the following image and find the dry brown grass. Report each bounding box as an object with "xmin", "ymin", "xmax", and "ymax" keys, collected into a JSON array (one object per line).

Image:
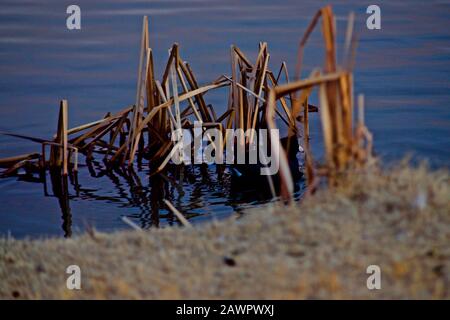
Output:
[{"xmin": 0, "ymin": 161, "xmax": 449, "ymax": 299}]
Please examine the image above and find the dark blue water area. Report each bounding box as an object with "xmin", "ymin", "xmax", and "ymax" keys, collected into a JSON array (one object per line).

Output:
[{"xmin": 0, "ymin": 0, "xmax": 449, "ymax": 238}]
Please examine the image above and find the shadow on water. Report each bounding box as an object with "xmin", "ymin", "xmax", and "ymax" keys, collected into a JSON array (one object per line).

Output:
[
  {"xmin": 44, "ymin": 170, "xmax": 73, "ymax": 238},
  {"xmin": 15, "ymin": 155, "xmax": 304, "ymax": 237}
]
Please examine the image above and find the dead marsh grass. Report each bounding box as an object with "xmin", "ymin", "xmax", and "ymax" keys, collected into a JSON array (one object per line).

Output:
[{"xmin": 0, "ymin": 161, "xmax": 448, "ymax": 299}]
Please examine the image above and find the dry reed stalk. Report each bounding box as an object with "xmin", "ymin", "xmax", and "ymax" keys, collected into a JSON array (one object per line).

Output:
[
  {"xmin": 0, "ymin": 160, "xmax": 29, "ymax": 177},
  {"xmin": 103, "ymin": 114, "xmax": 128, "ymax": 161},
  {"xmin": 266, "ymin": 89, "xmax": 294, "ymax": 202},
  {"xmin": 230, "ymin": 46, "xmax": 240, "ymax": 141},
  {"xmin": 49, "ymin": 100, "xmax": 69, "ymax": 175},
  {"xmin": 0, "ymin": 153, "xmax": 40, "ymax": 168},
  {"xmin": 273, "ymin": 69, "xmax": 344, "ymax": 162},
  {"xmin": 154, "ymin": 141, "xmax": 180, "ymax": 173},
  {"xmin": 121, "ymin": 216, "xmax": 143, "ymax": 231},
  {"xmin": 247, "ymin": 44, "xmax": 267, "ymax": 127},
  {"xmin": 163, "ymin": 199, "xmax": 192, "ymax": 227},
  {"xmin": 222, "ymin": 109, "xmax": 235, "ymax": 149},
  {"xmin": 173, "ymin": 49, "xmax": 215, "ymax": 143},
  {"xmin": 180, "ymin": 61, "xmax": 212, "ymax": 122},
  {"xmin": 353, "ymin": 94, "xmax": 373, "ymax": 165},
  {"xmin": 129, "ymin": 47, "xmax": 152, "ymax": 165},
  {"xmin": 292, "ymin": 7, "xmax": 336, "ymax": 173},
  {"xmin": 68, "ymin": 119, "xmax": 111, "ymax": 136},
  {"xmin": 70, "ymin": 121, "xmax": 111, "ymax": 146},
  {"xmin": 70, "ymin": 106, "xmax": 132, "ymax": 146},
  {"xmin": 176, "ymin": 64, "xmax": 202, "ymax": 122},
  {"xmin": 318, "ymin": 83, "xmax": 334, "ymax": 170},
  {"xmin": 79, "ymin": 119, "xmax": 119, "ymax": 151},
  {"xmin": 208, "ymin": 105, "xmax": 217, "ymax": 122},
  {"xmin": 342, "ymin": 11, "xmax": 358, "ymax": 72},
  {"xmin": 145, "ymin": 24, "xmax": 157, "ymax": 142},
  {"xmin": 135, "ymin": 80, "xmax": 229, "ymax": 135},
  {"xmin": 155, "ymin": 79, "xmax": 177, "ymax": 130},
  {"xmin": 170, "ymin": 60, "xmax": 183, "ymax": 160},
  {"xmin": 343, "ymin": 12, "xmax": 355, "ymax": 68},
  {"xmin": 320, "ymin": 6, "xmax": 341, "ymax": 172},
  {"xmin": 295, "ymin": 9, "xmax": 322, "ymax": 81},
  {"xmin": 262, "ymin": 72, "xmax": 292, "ymax": 128},
  {"xmin": 128, "ymin": 16, "xmax": 149, "ymax": 161},
  {"xmin": 223, "ymin": 76, "xmax": 265, "ymax": 102},
  {"xmin": 276, "ymin": 62, "xmax": 289, "ymax": 84},
  {"xmin": 109, "ymin": 142, "xmax": 129, "ymax": 164},
  {"xmin": 334, "ymin": 90, "xmax": 347, "ymax": 170},
  {"xmin": 239, "ymin": 66, "xmax": 245, "ymax": 133},
  {"xmin": 255, "ymin": 42, "xmax": 267, "ymax": 71},
  {"xmin": 42, "ymin": 141, "xmax": 78, "ymax": 173},
  {"xmin": 338, "ymin": 73, "xmax": 353, "ymax": 166},
  {"xmin": 267, "ymin": 72, "xmax": 294, "ymax": 128},
  {"xmin": 124, "ymin": 37, "xmax": 228, "ymax": 167},
  {"xmin": 358, "ymin": 94, "xmax": 365, "ymax": 128},
  {"xmin": 162, "ymin": 45, "xmax": 177, "ymax": 86},
  {"xmin": 274, "ymin": 71, "xmax": 344, "ymax": 97},
  {"xmin": 293, "ymin": 75, "xmax": 316, "ymax": 120},
  {"xmin": 66, "ymin": 106, "xmax": 131, "ymax": 138},
  {"xmin": 249, "ymin": 53, "xmax": 269, "ymax": 143},
  {"xmin": 233, "ymin": 46, "xmax": 253, "ymax": 69},
  {"xmin": 155, "ymin": 80, "xmax": 168, "ymax": 103}
]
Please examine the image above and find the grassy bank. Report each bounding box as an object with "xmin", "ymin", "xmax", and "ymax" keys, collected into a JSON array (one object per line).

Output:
[{"xmin": 0, "ymin": 161, "xmax": 449, "ymax": 299}]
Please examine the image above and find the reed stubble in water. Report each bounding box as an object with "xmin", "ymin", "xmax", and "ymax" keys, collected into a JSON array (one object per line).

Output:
[{"xmin": 0, "ymin": 5, "xmax": 372, "ymax": 205}]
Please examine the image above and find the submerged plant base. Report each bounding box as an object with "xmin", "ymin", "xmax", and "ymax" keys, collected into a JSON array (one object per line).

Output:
[{"xmin": 1, "ymin": 161, "xmax": 448, "ymax": 299}]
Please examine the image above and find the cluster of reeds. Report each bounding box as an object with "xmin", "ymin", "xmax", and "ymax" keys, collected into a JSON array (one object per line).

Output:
[
  {"xmin": 0, "ymin": 6, "xmax": 373, "ymax": 208},
  {"xmin": 266, "ymin": 6, "xmax": 373, "ymax": 199}
]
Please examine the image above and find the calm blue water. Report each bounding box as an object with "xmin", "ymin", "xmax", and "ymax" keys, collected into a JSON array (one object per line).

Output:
[{"xmin": 0, "ymin": 0, "xmax": 449, "ymax": 238}]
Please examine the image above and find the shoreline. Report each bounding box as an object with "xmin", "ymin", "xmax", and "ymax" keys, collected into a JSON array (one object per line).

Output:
[{"xmin": 1, "ymin": 161, "xmax": 449, "ymax": 299}]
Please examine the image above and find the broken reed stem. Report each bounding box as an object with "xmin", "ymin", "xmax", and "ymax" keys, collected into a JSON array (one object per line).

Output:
[
  {"xmin": 170, "ymin": 59, "xmax": 183, "ymax": 162},
  {"xmin": 230, "ymin": 46, "xmax": 241, "ymax": 144},
  {"xmin": 249, "ymin": 53, "xmax": 270, "ymax": 143},
  {"xmin": 0, "ymin": 153, "xmax": 40, "ymax": 168},
  {"xmin": 121, "ymin": 216, "xmax": 143, "ymax": 231},
  {"xmin": 180, "ymin": 60, "xmax": 212, "ymax": 122},
  {"xmin": 266, "ymin": 89, "xmax": 294, "ymax": 202},
  {"xmin": 344, "ymin": 12, "xmax": 355, "ymax": 68},
  {"xmin": 358, "ymin": 94, "xmax": 365, "ymax": 127},
  {"xmin": 49, "ymin": 100, "xmax": 69, "ymax": 175},
  {"xmin": 163, "ymin": 199, "xmax": 192, "ymax": 227},
  {"xmin": 274, "ymin": 71, "xmax": 344, "ymax": 97},
  {"xmin": 128, "ymin": 16, "xmax": 151, "ymax": 166},
  {"xmin": 176, "ymin": 64, "xmax": 203, "ymax": 122},
  {"xmin": 295, "ymin": 9, "xmax": 322, "ymax": 81},
  {"xmin": 70, "ymin": 106, "xmax": 133, "ymax": 145},
  {"xmin": 267, "ymin": 72, "xmax": 294, "ymax": 127},
  {"xmin": 319, "ymin": 83, "xmax": 334, "ymax": 169},
  {"xmin": 129, "ymin": 47, "xmax": 152, "ymax": 165}
]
